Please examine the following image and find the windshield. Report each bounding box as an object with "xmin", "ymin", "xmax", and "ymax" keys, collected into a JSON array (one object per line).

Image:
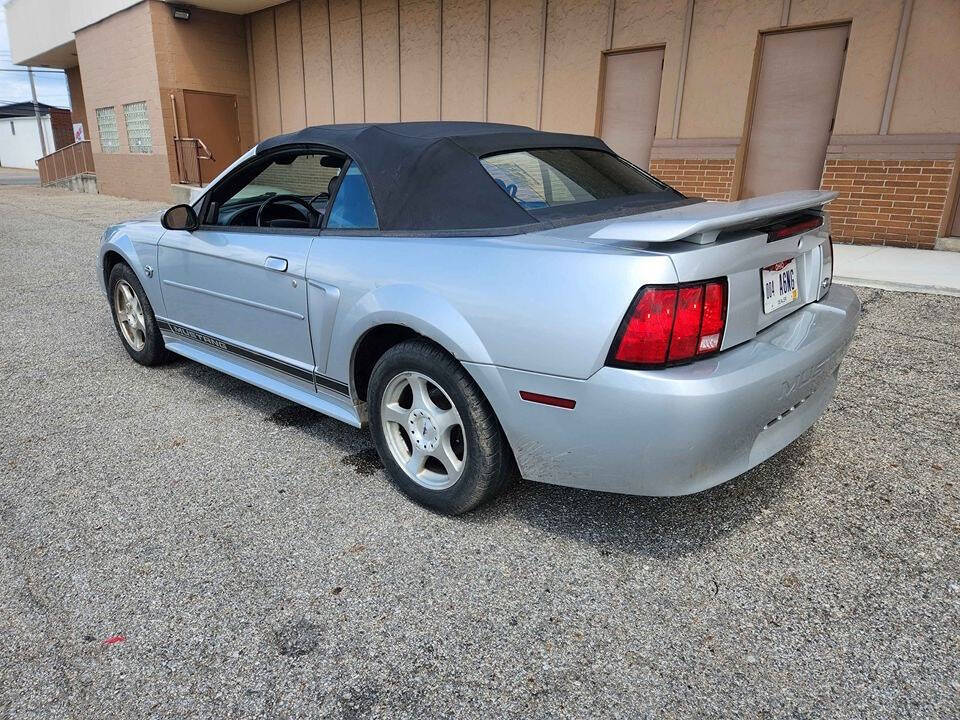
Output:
[{"xmin": 480, "ymin": 148, "xmax": 671, "ymax": 211}]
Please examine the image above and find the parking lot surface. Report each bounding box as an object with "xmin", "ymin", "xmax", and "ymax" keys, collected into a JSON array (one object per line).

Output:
[
  {"xmin": 0, "ymin": 168, "xmax": 40, "ymax": 186},
  {"xmin": 1, "ymin": 186, "xmax": 957, "ymax": 719}
]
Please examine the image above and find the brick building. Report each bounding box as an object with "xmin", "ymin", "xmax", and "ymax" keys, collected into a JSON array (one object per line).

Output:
[{"xmin": 5, "ymin": 0, "xmax": 959, "ymax": 248}]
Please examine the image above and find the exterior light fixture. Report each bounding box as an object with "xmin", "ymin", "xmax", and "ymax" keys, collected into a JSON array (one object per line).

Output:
[{"xmin": 170, "ymin": 5, "xmax": 191, "ymax": 21}]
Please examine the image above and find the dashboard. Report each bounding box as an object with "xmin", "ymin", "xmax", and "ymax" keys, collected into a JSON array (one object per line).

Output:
[{"xmin": 214, "ymin": 194, "xmax": 329, "ymax": 229}]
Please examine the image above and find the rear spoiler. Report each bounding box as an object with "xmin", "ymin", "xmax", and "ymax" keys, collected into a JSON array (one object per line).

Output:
[{"xmin": 589, "ymin": 190, "xmax": 838, "ymax": 245}]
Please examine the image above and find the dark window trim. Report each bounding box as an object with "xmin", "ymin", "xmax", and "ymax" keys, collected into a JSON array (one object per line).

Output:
[{"xmin": 193, "ymin": 224, "xmax": 321, "ymax": 237}]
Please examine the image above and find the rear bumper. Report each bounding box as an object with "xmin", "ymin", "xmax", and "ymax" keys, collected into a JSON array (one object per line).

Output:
[{"xmin": 465, "ymin": 284, "xmax": 860, "ymax": 495}]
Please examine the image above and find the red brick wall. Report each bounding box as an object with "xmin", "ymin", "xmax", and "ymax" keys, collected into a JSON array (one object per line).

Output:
[
  {"xmin": 49, "ymin": 109, "xmax": 74, "ymax": 150},
  {"xmin": 820, "ymin": 159, "xmax": 954, "ymax": 249},
  {"xmin": 649, "ymin": 158, "xmax": 735, "ymax": 201}
]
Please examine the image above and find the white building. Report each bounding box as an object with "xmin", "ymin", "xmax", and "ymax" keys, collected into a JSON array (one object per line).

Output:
[{"xmin": 0, "ymin": 102, "xmax": 71, "ymax": 170}]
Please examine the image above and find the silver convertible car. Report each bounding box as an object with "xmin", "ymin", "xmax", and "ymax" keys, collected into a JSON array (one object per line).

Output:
[{"xmin": 98, "ymin": 122, "xmax": 859, "ymax": 514}]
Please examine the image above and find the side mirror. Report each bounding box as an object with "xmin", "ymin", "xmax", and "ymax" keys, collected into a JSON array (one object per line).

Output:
[{"xmin": 161, "ymin": 204, "xmax": 199, "ymax": 231}]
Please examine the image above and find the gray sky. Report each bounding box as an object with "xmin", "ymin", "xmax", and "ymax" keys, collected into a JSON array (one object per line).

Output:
[{"xmin": 0, "ymin": 4, "xmax": 71, "ymax": 108}]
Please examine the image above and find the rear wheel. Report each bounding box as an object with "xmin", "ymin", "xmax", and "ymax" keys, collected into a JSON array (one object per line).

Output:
[
  {"xmin": 108, "ymin": 262, "xmax": 167, "ymax": 366},
  {"xmin": 368, "ymin": 339, "xmax": 513, "ymax": 514}
]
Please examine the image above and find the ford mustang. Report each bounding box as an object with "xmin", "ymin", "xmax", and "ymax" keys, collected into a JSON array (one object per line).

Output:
[{"xmin": 98, "ymin": 122, "xmax": 860, "ymax": 514}]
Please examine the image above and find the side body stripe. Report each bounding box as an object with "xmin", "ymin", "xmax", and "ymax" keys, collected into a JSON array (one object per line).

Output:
[{"xmin": 157, "ymin": 319, "xmax": 350, "ymax": 397}]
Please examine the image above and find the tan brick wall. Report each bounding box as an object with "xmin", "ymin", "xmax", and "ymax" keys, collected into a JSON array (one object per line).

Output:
[
  {"xmin": 150, "ymin": 2, "xmax": 255, "ymax": 183},
  {"xmin": 92, "ymin": 152, "xmax": 176, "ymax": 202},
  {"xmin": 74, "ymin": 2, "xmax": 171, "ymax": 201},
  {"xmin": 649, "ymin": 158, "xmax": 735, "ymax": 201},
  {"xmin": 73, "ymin": 1, "xmax": 254, "ymax": 201},
  {"xmin": 820, "ymin": 159, "xmax": 954, "ymax": 249}
]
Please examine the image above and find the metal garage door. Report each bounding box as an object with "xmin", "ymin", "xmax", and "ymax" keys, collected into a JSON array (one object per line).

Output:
[
  {"xmin": 741, "ymin": 24, "xmax": 849, "ymax": 198},
  {"xmin": 598, "ymin": 47, "xmax": 664, "ymax": 169}
]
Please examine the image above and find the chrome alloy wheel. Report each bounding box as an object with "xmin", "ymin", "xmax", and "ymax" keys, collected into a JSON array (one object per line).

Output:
[
  {"xmin": 380, "ymin": 371, "xmax": 467, "ymax": 490},
  {"xmin": 113, "ymin": 279, "xmax": 146, "ymax": 352}
]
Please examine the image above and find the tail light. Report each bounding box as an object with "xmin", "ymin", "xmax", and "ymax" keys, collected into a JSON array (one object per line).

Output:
[
  {"xmin": 608, "ymin": 279, "xmax": 727, "ymax": 369},
  {"xmin": 767, "ymin": 214, "xmax": 823, "ymax": 243}
]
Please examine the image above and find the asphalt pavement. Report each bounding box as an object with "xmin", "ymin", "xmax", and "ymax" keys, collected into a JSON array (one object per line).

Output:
[
  {"xmin": 0, "ymin": 168, "xmax": 40, "ymax": 186},
  {"xmin": 0, "ymin": 185, "xmax": 957, "ymax": 719}
]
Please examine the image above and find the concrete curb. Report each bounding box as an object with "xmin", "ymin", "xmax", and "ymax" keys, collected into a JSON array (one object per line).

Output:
[{"xmin": 835, "ymin": 277, "xmax": 960, "ymax": 298}]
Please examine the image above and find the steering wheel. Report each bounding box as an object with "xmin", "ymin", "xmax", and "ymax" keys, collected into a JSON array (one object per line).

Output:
[{"xmin": 255, "ymin": 194, "xmax": 321, "ymax": 228}]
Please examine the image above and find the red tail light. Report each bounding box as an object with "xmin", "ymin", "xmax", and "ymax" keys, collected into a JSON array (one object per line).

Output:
[
  {"xmin": 667, "ymin": 286, "xmax": 704, "ymax": 361},
  {"xmin": 610, "ymin": 280, "xmax": 727, "ymax": 368},
  {"xmin": 612, "ymin": 287, "xmax": 677, "ymax": 365},
  {"xmin": 698, "ymin": 281, "xmax": 725, "ymax": 354},
  {"xmin": 767, "ymin": 214, "xmax": 823, "ymax": 242}
]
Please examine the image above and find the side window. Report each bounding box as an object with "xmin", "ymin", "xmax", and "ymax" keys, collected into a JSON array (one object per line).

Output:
[
  {"xmin": 244, "ymin": 154, "xmax": 340, "ymax": 198},
  {"xmin": 205, "ymin": 151, "xmax": 343, "ymax": 229},
  {"xmin": 480, "ymin": 149, "xmax": 667, "ymax": 210},
  {"xmin": 325, "ymin": 164, "xmax": 378, "ymax": 230}
]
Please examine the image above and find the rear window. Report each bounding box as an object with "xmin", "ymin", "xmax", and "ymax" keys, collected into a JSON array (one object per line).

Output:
[{"xmin": 480, "ymin": 149, "xmax": 669, "ymax": 211}]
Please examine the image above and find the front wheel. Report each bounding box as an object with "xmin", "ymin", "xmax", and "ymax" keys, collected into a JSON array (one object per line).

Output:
[
  {"xmin": 108, "ymin": 262, "xmax": 168, "ymax": 366},
  {"xmin": 368, "ymin": 340, "xmax": 514, "ymax": 514}
]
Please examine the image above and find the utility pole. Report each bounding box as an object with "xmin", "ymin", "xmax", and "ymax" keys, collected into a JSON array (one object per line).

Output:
[{"xmin": 28, "ymin": 67, "xmax": 49, "ymax": 157}]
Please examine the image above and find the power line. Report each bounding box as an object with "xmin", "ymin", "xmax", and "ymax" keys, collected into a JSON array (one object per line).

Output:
[
  {"xmin": 0, "ymin": 97, "xmax": 71, "ymax": 105},
  {"xmin": 0, "ymin": 68, "xmax": 65, "ymax": 74}
]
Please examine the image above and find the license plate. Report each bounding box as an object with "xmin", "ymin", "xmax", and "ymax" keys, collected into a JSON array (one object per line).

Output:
[{"xmin": 762, "ymin": 258, "xmax": 799, "ymax": 313}]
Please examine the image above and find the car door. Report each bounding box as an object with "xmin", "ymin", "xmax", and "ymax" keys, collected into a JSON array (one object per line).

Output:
[
  {"xmin": 305, "ymin": 161, "xmax": 380, "ymax": 386},
  {"xmin": 158, "ymin": 150, "xmax": 342, "ymax": 390}
]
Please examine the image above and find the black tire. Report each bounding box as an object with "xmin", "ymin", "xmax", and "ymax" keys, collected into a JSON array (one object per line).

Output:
[
  {"xmin": 368, "ymin": 339, "xmax": 514, "ymax": 514},
  {"xmin": 107, "ymin": 262, "xmax": 168, "ymax": 366}
]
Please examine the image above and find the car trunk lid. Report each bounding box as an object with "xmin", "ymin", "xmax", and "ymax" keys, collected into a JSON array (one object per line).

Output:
[{"xmin": 579, "ymin": 190, "xmax": 838, "ymax": 353}]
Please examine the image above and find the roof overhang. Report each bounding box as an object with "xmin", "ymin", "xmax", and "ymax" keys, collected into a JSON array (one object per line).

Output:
[
  {"xmin": 4, "ymin": 0, "xmax": 287, "ymax": 68},
  {"xmin": 13, "ymin": 40, "xmax": 80, "ymax": 70}
]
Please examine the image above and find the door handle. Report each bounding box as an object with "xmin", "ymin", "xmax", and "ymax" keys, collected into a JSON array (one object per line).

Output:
[{"xmin": 264, "ymin": 256, "xmax": 288, "ymax": 272}]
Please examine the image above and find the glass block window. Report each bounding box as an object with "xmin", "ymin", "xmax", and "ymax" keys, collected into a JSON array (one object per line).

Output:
[
  {"xmin": 123, "ymin": 101, "xmax": 152, "ymax": 154},
  {"xmin": 95, "ymin": 107, "xmax": 119, "ymax": 153}
]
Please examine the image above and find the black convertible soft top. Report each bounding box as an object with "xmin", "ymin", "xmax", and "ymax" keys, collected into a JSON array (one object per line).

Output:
[{"xmin": 256, "ymin": 122, "xmax": 690, "ymax": 234}]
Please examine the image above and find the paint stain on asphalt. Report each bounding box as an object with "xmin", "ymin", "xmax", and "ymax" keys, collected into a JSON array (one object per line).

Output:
[{"xmin": 342, "ymin": 448, "xmax": 383, "ymax": 475}]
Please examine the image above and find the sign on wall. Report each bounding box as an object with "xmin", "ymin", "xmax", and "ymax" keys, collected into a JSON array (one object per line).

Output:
[{"xmin": 73, "ymin": 123, "xmax": 85, "ymax": 143}]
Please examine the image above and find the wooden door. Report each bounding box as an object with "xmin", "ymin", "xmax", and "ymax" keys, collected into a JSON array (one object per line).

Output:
[
  {"xmin": 598, "ymin": 47, "xmax": 664, "ymax": 169},
  {"xmin": 740, "ymin": 25, "xmax": 849, "ymax": 198},
  {"xmin": 183, "ymin": 91, "xmax": 241, "ymax": 185}
]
